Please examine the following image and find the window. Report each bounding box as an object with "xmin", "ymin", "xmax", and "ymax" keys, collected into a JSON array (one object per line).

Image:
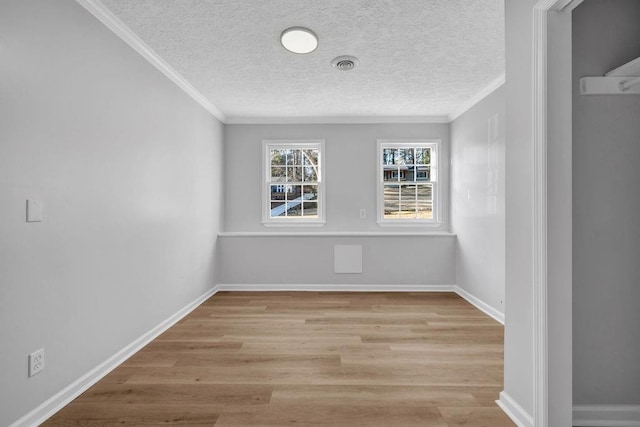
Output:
[
  {"xmin": 263, "ymin": 140, "xmax": 325, "ymax": 226},
  {"xmin": 377, "ymin": 140, "xmax": 439, "ymax": 225}
]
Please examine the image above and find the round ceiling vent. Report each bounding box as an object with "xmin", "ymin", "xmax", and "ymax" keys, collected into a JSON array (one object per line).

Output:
[{"xmin": 331, "ymin": 55, "xmax": 359, "ymax": 71}]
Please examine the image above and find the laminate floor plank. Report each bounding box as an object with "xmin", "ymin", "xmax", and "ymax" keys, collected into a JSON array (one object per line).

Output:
[{"xmin": 42, "ymin": 292, "xmax": 514, "ymax": 426}]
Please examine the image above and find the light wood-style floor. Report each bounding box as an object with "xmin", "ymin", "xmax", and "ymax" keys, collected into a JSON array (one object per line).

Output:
[{"xmin": 44, "ymin": 292, "xmax": 515, "ymax": 426}]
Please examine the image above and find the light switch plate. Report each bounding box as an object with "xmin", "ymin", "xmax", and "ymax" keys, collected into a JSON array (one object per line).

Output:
[{"xmin": 26, "ymin": 199, "xmax": 43, "ymax": 222}]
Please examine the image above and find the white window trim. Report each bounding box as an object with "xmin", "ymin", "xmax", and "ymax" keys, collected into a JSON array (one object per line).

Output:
[
  {"xmin": 376, "ymin": 139, "xmax": 442, "ymax": 227},
  {"xmin": 262, "ymin": 140, "xmax": 326, "ymax": 227}
]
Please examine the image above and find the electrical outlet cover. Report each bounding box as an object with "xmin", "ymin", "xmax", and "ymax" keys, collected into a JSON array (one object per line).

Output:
[{"xmin": 29, "ymin": 348, "xmax": 45, "ymax": 377}]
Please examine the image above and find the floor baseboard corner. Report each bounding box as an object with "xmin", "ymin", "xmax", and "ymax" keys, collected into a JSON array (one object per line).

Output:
[
  {"xmin": 497, "ymin": 391, "xmax": 534, "ymax": 427},
  {"xmin": 454, "ymin": 286, "xmax": 505, "ymax": 324}
]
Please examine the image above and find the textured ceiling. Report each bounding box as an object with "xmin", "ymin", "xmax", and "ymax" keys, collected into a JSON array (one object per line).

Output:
[{"xmin": 99, "ymin": 0, "xmax": 504, "ymax": 120}]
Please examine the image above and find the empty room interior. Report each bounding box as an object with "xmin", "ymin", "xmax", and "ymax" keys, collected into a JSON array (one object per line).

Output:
[{"xmin": 1, "ymin": 0, "xmax": 639, "ymax": 426}]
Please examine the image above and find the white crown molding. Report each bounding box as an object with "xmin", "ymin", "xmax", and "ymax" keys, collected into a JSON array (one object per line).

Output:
[
  {"xmin": 218, "ymin": 231, "xmax": 456, "ymax": 237},
  {"xmin": 447, "ymin": 73, "xmax": 506, "ymax": 122},
  {"xmin": 218, "ymin": 283, "xmax": 456, "ymax": 292},
  {"xmin": 454, "ymin": 286, "xmax": 504, "ymax": 324},
  {"xmin": 573, "ymin": 405, "xmax": 640, "ymax": 427},
  {"xmin": 74, "ymin": 0, "xmax": 226, "ymax": 122},
  {"xmin": 497, "ymin": 391, "xmax": 535, "ymax": 427},
  {"xmin": 225, "ymin": 115, "xmax": 451, "ymax": 125},
  {"xmin": 9, "ymin": 286, "xmax": 220, "ymax": 427}
]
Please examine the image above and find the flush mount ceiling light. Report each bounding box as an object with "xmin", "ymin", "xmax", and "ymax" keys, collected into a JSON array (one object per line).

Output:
[{"xmin": 280, "ymin": 27, "xmax": 318, "ymax": 54}]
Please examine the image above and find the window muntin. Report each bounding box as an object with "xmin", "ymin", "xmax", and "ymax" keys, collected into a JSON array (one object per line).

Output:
[
  {"xmin": 263, "ymin": 141, "xmax": 324, "ymax": 226},
  {"xmin": 378, "ymin": 141, "xmax": 438, "ymax": 223}
]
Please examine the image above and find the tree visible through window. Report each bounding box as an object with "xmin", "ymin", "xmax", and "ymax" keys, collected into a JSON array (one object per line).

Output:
[
  {"xmin": 263, "ymin": 140, "xmax": 325, "ymax": 226},
  {"xmin": 378, "ymin": 141, "xmax": 438, "ymax": 223}
]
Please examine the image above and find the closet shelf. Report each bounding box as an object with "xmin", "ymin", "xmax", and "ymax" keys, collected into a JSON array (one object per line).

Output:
[{"xmin": 580, "ymin": 57, "xmax": 640, "ymax": 95}]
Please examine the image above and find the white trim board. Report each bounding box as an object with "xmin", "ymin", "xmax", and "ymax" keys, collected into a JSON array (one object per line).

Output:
[
  {"xmin": 74, "ymin": 0, "xmax": 226, "ymax": 122},
  {"xmin": 218, "ymin": 283, "xmax": 456, "ymax": 293},
  {"xmin": 573, "ymin": 405, "xmax": 640, "ymax": 427},
  {"xmin": 497, "ymin": 391, "xmax": 535, "ymax": 427},
  {"xmin": 531, "ymin": 1, "xmax": 567, "ymax": 425},
  {"xmin": 218, "ymin": 231, "xmax": 456, "ymax": 237},
  {"xmin": 9, "ymin": 286, "xmax": 220, "ymax": 427}
]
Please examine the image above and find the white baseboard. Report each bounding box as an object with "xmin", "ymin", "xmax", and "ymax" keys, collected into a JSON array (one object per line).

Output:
[
  {"xmin": 9, "ymin": 286, "xmax": 220, "ymax": 427},
  {"xmin": 497, "ymin": 391, "xmax": 534, "ymax": 427},
  {"xmin": 218, "ymin": 283, "xmax": 456, "ymax": 292},
  {"xmin": 454, "ymin": 286, "xmax": 505, "ymax": 324},
  {"xmin": 573, "ymin": 405, "xmax": 640, "ymax": 427}
]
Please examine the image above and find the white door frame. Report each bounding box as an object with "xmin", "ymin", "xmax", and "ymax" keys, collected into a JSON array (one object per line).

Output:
[{"xmin": 532, "ymin": 1, "xmax": 582, "ymax": 426}]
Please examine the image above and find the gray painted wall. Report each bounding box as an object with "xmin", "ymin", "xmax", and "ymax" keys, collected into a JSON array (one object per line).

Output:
[
  {"xmin": 504, "ymin": 0, "xmax": 537, "ymax": 416},
  {"xmin": 221, "ymin": 123, "xmax": 454, "ymax": 286},
  {"xmin": 0, "ymin": 1, "xmax": 224, "ymax": 425},
  {"xmin": 572, "ymin": 0, "xmax": 640, "ymax": 405},
  {"xmin": 218, "ymin": 235, "xmax": 456, "ymax": 286},
  {"xmin": 451, "ymin": 86, "xmax": 506, "ymax": 316},
  {"xmin": 224, "ymin": 123, "xmax": 450, "ymax": 232}
]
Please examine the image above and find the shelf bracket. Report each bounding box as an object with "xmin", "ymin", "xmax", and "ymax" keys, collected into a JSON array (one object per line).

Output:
[{"xmin": 580, "ymin": 57, "xmax": 640, "ymax": 95}]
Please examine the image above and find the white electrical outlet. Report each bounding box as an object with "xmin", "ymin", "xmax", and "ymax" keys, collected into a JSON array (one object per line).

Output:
[
  {"xmin": 359, "ymin": 209, "xmax": 366, "ymax": 219},
  {"xmin": 29, "ymin": 348, "xmax": 45, "ymax": 377}
]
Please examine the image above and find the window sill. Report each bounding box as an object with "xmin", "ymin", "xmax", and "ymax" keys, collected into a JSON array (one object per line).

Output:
[
  {"xmin": 377, "ymin": 221, "xmax": 444, "ymax": 228},
  {"xmin": 219, "ymin": 231, "xmax": 456, "ymax": 237},
  {"xmin": 261, "ymin": 220, "xmax": 326, "ymax": 228}
]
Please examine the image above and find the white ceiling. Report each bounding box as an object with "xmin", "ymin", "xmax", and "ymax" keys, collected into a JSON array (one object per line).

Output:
[{"xmin": 98, "ymin": 0, "xmax": 504, "ymax": 122}]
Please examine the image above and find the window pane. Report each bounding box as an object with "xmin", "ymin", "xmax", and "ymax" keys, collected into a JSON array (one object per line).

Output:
[
  {"xmin": 302, "ymin": 185, "xmax": 318, "ymax": 201},
  {"xmin": 401, "ymin": 184, "xmax": 417, "ymax": 199},
  {"xmin": 383, "ymin": 167, "xmax": 399, "ymax": 182},
  {"xmin": 303, "ymin": 149, "xmax": 319, "ymax": 167},
  {"xmin": 397, "ymin": 148, "xmax": 414, "ymax": 165},
  {"xmin": 416, "ymin": 166, "xmax": 430, "ymax": 181},
  {"xmin": 303, "ymin": 166, "xmax": 317, "ymax": 182},
  {"xmin": 417, "ymin": 184, "xmax": 433, "ymax": 219},
  {"xmin": 286, "ymin": 166, "xmax": 302, "ymax": 182},
  {"xmin": 383, "ymin": 148, "xmax": 396, "ymax": 165},
  {"xmin": 384, "ymin": 184, "xmax": 400, "ymax": 218},
  {"xmin": 266, "ymin": 142, "xmax": 323, "ymax": 223},
  {"xmin": 384, "ymin": 199, "xmax": 400, "ymax": 218},
  {"xmin": 286, "ymin": 149, "xmax": 303, "ymax": 165},
  {"xmin": 384, "ymin": 184, "xmax": 400, "ymax": 200},
  {"xmin": 285, "ymin": 185, "xmax": 303, "ymax": 201},
  {"xmin": 415, "ymin": 148, "xmax": 431, "ymax": 165},
  {"xmin": 270, "ymin": 185, "xmax": 287, "ymax": 202},
  {"xmin": 270, "ymin": 201, "xmax": 286, "ymax": 217},
  {"xmin": 271, "ymin": 149, "xmax": 286, "ymax": 165},
  {"xmin": 271, "ymin": 167, "xmax": 286, "ymax": 182},
  {"xmin": 379, "ymin": 143, "xmax": 436, "ymax": 222},
  {"xmin": 399, "ymin": 202, "xmax": 417, "ymax": 218},
  {"xmin": 302, "ymin": 201, "xmax": 318, "ymax": 217},
  {"xmin": 286, "ymin": 202, "xmax": 302, "ymax": 217}
]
